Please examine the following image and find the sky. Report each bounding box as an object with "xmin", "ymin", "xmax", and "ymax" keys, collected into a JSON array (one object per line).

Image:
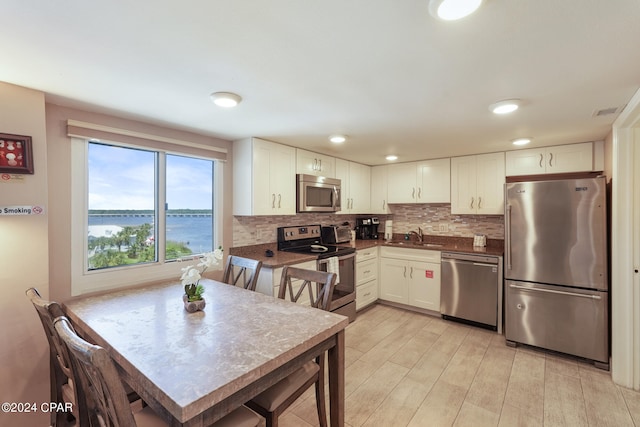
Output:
[{"xmin": 88, "ymin": 143, "xmax": 214, "ymax": 210}]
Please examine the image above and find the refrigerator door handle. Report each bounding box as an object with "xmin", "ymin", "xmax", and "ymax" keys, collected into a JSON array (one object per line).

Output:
[
  {"xmin": 505, "ymin": 204, "xmax": 512, "ymax": 270},
  {"xmin": 509, "ymin": 283, "xmax": 602, "ymax": 300}
]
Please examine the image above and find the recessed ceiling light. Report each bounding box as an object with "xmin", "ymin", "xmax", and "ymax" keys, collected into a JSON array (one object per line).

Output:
[
  {"xmin": 512, "ymin": 138, "xmax": 532, "ymax": 146},
  {"xmin": 489, "ymin": 99, "xmax": 521, "ymax": 115},
  {"xmin": 329, "ymin": 135, "xmax": 346, "ymax": 144},
  {"xmin": 210, "ymin": 92, "xmax": 242, "ymax": 108},
  {"xmin": 385, "ymin": 155, "xmax": 398, "ymax": 161},
  {"xmin": 429, "ymin": 0, "xmax": 483, "ymax": 21}
]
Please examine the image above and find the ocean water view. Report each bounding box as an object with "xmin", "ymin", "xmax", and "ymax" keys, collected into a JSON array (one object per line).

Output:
[{"xmin": 88, "ymin": 214, "xmax": 213, "ymax": 254}]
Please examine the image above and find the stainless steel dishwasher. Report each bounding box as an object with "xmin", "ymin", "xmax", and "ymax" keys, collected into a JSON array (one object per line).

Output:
[{"xmin": 440, "ymin": 252, "xmax": 503, "ymax": 333}]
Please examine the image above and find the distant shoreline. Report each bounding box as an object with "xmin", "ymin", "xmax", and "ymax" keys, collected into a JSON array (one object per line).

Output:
[
  {"xmin": 89, "ymin": 209, "xmax": 212, "ymax": 215},
  {"xmin": 89, "ymin": 209, "xmax": 212, "ymax": 217}
]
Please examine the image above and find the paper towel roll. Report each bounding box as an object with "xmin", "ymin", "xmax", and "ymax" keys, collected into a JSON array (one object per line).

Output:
[{"xmin": 384, "ymin": 220, "xmax": 393, "ymax": 241}]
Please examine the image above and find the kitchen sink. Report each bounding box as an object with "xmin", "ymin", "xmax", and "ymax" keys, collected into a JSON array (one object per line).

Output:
[{"xmin": 386, "ymin": 241, "xmax": 443, "ymax": 248}]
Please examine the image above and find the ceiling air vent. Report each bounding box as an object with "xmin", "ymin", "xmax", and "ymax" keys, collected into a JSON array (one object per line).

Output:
[{"xmin": 592, "ymin": 105, "xmax": 625, "ymax": 117}]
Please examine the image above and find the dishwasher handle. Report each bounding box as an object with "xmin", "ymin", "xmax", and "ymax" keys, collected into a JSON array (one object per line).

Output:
[{"xmin": 441, "ymin": 252, "xmax": 499, "ymax": 264}]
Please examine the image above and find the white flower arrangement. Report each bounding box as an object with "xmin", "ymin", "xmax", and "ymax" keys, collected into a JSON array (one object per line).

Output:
[{"xmin": 181, "ymin": 248, "xmax": 224, "ymax": 301}]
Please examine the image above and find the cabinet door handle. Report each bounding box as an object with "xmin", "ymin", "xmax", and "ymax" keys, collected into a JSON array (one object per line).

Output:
[
  {"xmin": 418, "ymin": 187, "xmax": 422, "ymax": 199},
  {"xmin": 403, "ymin": 266, "xmax": 407, "ymax": 278},
  {"xmin": 383, "ymin": 200, "xmax": 386, "ymax": 210},
  {"xmin": 363, "ymin": 270, "xmax": 371, "ymax": 274},
  {"xmin": 549, "ymin": 152, "xmax": 553, "ymax": 167},
  {"xmin": 412, "ymin": 188, "xmax": 415, "ymax": 199},
  {"xmin": 410, "ymin": 267, "xmax": 414, "ymax": 279},
  {"xmin": 364, "ymin": 292, "xmax": 371, "ymax": 297},
  {"xmin": 478, "ymin": 196, "xmax": 482, "ymax": 209},
  {"xmin": 272, "ymin": 194, "xmax": 276, "ymax": 208},
  {"xmin": 278, "ymin": 193, "xmax": 282, "ymax": 208},
  {"xmin": 539, "ymin": 153, "xmax": 543, "ymax": 168},
  {"xmin": 313, "ymin": 158, "xmax": 318, "ymax": 171},
  {"xmin": 319, "ymin": 159, "xmax": 322, "ymax": 171},
  {"xmin": 470, "ymin": 197, "xmax": 475, "ymax": 209}
]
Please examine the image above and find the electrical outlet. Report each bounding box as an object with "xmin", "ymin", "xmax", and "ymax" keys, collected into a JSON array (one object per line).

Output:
[{"xmin": 438, "ymin": 223, "xmax": 448, "ymax": 232}]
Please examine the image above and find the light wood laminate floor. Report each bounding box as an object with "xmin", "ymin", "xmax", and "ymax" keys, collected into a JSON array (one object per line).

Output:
[{"xmin": 279, "ymin": 304, "xmax": 640, "ymax": 427}]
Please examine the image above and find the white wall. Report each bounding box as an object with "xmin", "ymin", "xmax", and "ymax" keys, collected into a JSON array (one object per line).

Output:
[
  {"xmin": 611, "ymin": 88, "xmax": 640, "ymax": 389},
  {"xmin": 0, "ymin": 82, "xmax": 49, "ymax": 426}
]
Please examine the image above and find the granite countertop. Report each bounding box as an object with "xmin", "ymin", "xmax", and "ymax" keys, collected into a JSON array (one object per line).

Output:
[
  {"xmin": 229, "ymin": 243, "xmax": 318, "ymax": 268},
  {"xmin": 229, "ymin": 235, "xmax": 503, "ymax": 269}
]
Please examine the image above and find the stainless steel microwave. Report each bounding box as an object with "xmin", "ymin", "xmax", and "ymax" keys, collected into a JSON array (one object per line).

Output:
[{"xmin": 296, "ymin": 174, "xmax": 341, "ymax": 213}]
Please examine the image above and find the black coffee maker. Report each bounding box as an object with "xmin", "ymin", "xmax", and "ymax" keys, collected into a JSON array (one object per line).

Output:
[{"xmin": 355, "ymin": 217, "xmax": 379, "ymax": 240}]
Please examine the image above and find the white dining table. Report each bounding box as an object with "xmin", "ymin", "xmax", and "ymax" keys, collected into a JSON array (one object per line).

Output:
[{"xmin": 63, "ymin": 279, "xmax": 348, "ymax": 426}]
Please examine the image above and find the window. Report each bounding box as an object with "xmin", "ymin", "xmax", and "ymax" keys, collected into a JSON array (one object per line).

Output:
[{"xmin": 71, "ymin": 138, "xmax": 222, "ymax": 295}]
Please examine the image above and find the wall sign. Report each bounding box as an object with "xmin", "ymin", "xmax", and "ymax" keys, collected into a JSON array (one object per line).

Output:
[
  {"xmin": 0, "ymin": 205, "xmax": 45, "ymax": 216},
  {"xmin": 1, "ymin": 173, "xmax": 25, "ymax": 182}
]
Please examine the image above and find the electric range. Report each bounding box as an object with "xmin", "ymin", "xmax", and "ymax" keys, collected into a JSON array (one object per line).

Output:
[{"xmin": 277, "ymin": 224, "xmax": 357, "ymax": 321}]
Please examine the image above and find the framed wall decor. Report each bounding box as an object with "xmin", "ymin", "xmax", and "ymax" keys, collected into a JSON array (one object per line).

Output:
[{"xmin": 0, "ymin": 133, "xmax": 34, "ymax": 174}]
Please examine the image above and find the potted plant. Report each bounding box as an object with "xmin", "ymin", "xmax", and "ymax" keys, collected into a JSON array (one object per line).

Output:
[{"xmin": 180, "ymin": 248, "xmax": 223, "ymax": 312}]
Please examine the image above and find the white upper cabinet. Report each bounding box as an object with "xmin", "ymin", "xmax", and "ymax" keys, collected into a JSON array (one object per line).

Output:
[
  {"xmin": 505, "ymin": 142, "xmax": 594, "ymax": 176},
  {"xmin": 370, "ymin": 165, "xmax": 391, "ymax": 214},
  {"xmin": 296, "ymin": 149, "xmax": 336, "ymax": 178},
  {"xmin": 417, "ymin": 158, "xmax": 451, "ymax": 203},
  {"xmin": 335, "ymin": 158, "xmax": 371, "ymax": 214},
  {"xmin": 451, "ymin": 152, "xmax": 505, "ymax": 215},
  {"xmin": 387, "ymin": 158, "xmax": 450, "ymax": 204},
  {"xmin": 386, "ymin": 162, "xmax": 417, "ymax": 204},
  {"xmin": 233, "ymin": 138, "xmax": 296, "ymax": 216}
]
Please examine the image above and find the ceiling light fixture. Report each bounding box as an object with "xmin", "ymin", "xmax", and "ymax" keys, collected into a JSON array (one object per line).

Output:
[
  {"xmin": 210, "ymin": 92, "xmax": 242, "ymax": 108},
  {"xmin": 489, "ymin": 99, "xmax": 521, "ymax": 115},
  {"xmin": 385, "ymin": 155, "xmax": 398, "ymax": 161},
  {"xmin": 329, "ymin": 135, "xmax": 346, "ymax": 144},
  {"xmin": 429, "ymin": 0, "xmax": 483, "ymax": 21},
  {"xmin": 512, "ymin": 138, "xmax": 532, "ymax": 146}
]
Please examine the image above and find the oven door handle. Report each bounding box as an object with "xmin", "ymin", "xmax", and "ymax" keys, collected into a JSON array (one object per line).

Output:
[{"xmin": 317, "ymin": 252, "xmax": 356, "ymax": 265}]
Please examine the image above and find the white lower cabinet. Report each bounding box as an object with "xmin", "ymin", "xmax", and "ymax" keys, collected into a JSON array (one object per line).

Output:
[
  {"xmin": 255, "ymin": 260, "xmax": 317, "ymax": 306},
  {"xmin": 356, "ymin": 247, "xmax": 379, "ymax": 310},
  {"xmin": 379, "ymin": 247, "xmax": 441, "ymax": 312}
]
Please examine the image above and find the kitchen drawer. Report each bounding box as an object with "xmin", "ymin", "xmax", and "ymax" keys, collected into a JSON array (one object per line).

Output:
[
  {"xmin": 356, "ymin": 258, "xmax": 378, "ymax": 286},
  {"xmin": 357, "ymin": 247, "xmax": 378, "ymax": 262},
  {"xmin": 356, "ymin": 279, "xmax": 378, "ymax": 311},
  {"xmin": 380, "ymin": 246, "xmax": 440, "ymax": 263}
]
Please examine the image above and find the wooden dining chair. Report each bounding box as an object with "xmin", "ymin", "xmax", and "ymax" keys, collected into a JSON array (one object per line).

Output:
[
  {"xmin": 246, "ymin": 267, "xmax": 337, "ymax": 427},
  {"xmin": 52, "ymin": 314, "xmax": 261, "ymax": 427},
  {"xmin": 222, "ymin": 255, "xmax": 263, "ymax": 291},
  {"xmin": 26, "ymin": 287, "xmax": 82, "ymax": 427}
]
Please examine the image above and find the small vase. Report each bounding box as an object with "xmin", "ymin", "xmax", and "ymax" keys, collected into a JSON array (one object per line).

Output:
[{"xmin": 183, "ymin": 294, "xmax": 206, "ymax": 313}]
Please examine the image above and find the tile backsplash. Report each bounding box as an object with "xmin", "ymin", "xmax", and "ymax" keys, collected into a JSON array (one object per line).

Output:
[
  {"xmin": 388, "ymin": 204, "xmax": 504, "ymax": 239},
  {"xmin": 232, "ymin": 204, "xmax": 504, "ymax": 247},
  {"xmin": 232, "ymin": 214, "xmax": 371, "ymax": 247}
]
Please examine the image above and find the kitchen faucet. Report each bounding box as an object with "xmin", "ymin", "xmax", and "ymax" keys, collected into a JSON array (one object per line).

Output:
[{"xmin": 408, "ymin": 227, "xmax": 423, "ymax": 243}]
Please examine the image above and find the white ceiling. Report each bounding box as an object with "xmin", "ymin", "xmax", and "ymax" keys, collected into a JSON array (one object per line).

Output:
[{"xmin": 2, "ymin": 0, "xmax": 639, "ymax": 165}]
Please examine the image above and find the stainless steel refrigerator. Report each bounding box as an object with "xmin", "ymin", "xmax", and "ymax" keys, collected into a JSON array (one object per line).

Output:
[{"xmin": 504, "ymin": 176, "xmax": 609, "ymax": 369}]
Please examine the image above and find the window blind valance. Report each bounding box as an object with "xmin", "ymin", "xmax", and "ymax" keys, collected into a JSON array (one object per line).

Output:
[{"xmin": 66, "ymin": 119, "xmax": 228, "ymax": 160}]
